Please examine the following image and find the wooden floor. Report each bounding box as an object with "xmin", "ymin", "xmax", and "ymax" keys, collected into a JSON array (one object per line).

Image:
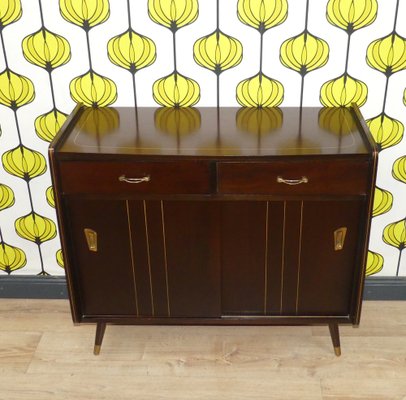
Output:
[{"xmin": 0, "ymin": 300, "xmax": 405, "ymax": 399}]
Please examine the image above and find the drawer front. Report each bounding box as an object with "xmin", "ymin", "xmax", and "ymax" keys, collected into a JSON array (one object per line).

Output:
[
  {"xmin": 218, "ymin": 159, "xmax": 370, "ymax": 195},
  {"xmin": 59, "ymin": 161, "xmax": 211, "ymax": 195}
]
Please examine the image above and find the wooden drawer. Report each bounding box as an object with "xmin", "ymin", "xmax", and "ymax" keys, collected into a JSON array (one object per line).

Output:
[
  {"xmin": 59, "ymin": 161, "xmax": 212, "ymax": 195},
  {"xmin": 217, "ymin": 159, "xmax": 370, "ymax": 195}
]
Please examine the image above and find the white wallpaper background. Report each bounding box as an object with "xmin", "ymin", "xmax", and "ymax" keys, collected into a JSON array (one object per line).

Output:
[{"xmin": 0, "ymin": 0, "xmax": 405, "ymax": 277}]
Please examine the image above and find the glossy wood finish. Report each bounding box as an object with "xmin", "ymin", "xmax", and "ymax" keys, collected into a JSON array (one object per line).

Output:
[
  {"xmin": 60, "ymin": 161, "xmax": 212, "ymax": 195},
  {"xmin": 58, "ymin": 107, "xmax": 369, "ymax": 157},
  {"xmin": 217, "ymin": 159, "xmax": 370, "ymax": 195},
  {"xmin": 49, "ymin": 105, "xmax": 377, "ymax": 356}
]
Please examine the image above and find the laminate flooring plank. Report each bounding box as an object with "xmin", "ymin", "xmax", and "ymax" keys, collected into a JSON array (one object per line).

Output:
[
  {"xmin": 1, "ymin": 299, "xmax": 406, "ymax": 400},
  {"xmin": 0, "ymin": 373, "xmax": 323, "ymax": 400},
  {"xmin": 0, "ymin": 331, "xmax": 42, "ymax": 373}
]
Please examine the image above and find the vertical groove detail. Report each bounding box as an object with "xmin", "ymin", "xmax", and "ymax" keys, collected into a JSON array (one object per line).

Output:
[
  {"xmin": 143, "ymin": 200, "xmax": 155, "ymax": 316},
  {"xmin": 126, "ymin": 200, "xmax": 139, "ymax": 316},
  {"xmin": 160, "ymin": 200, "xmax": 171, "ymax": 317},
  {"xmin": 264, "ymin": 201, "xmax": 269, "ymax": 314},
  {"xmin": 280, "ymin": 201, "xmax": 286, "ymax": 314},
  {"xmin": 296, "ymin": 201, "xmax": 304, "ymax": 315}
]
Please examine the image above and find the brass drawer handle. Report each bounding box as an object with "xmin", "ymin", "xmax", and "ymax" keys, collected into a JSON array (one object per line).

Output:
[
  {"xmin": 277, "ymin": 176, "xmax": 308, "ymax": 185},
  {"xmin": 118, "ymin": 175, "xmax": 150, "ymax": 184}
]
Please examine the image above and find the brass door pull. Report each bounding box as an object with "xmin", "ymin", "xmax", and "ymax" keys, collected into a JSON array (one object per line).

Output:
[
  {"xmin": 84, "ymin": 229, "xmax": 98, "ymax": 252},
  {"xmin": 334, "ymin": 227, "xmax": 347, "ymax": 251},
  {"xmin": 277, "ymin": 176, "xmax": 309, "ymax": 185},
  {"xmin": 118, "ymin": 175, "xmax": 150, "ymax": 184}
]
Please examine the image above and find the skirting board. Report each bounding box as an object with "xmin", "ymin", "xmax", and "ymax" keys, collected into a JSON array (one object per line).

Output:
[{"xmin": 0, "ymin": 276, "xmax": 405, "ymax": 300}]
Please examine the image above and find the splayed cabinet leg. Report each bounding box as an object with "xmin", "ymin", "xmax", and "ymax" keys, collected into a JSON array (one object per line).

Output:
[
  {"xmin": 94, "ymin": 322, "xmax": 106, "ymax": 355},
  {"xmin": 329, "ymin": 323, "xmax": 341, "ymax": 356}
]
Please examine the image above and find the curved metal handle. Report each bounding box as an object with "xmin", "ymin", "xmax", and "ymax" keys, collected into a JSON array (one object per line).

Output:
[
  {"xmin": 118, "ymin": 175, "xmax": 150, "ymax": 184},
  {"xmin": 277, "ymin": 176, "xmax": 308, "ymax": 185}
]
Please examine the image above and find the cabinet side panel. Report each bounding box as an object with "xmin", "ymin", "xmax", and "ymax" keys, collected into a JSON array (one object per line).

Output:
[{"xmin": 163, "ymin": 201, "xmax": 220, "ymax": 317}]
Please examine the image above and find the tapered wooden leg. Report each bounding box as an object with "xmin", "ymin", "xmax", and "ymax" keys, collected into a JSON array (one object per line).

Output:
[
  {"xmin": 94, "ymin": 322, "xmax": 106, "ymax": 355},
  {"xmin": 328, "ymin": 323, "xmax": 341, "ymax": 357}
]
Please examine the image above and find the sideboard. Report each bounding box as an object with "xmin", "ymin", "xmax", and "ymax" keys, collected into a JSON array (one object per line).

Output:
[{"xmin": 49, "ymin": 105, "xmax": 377, "ymax": 356}]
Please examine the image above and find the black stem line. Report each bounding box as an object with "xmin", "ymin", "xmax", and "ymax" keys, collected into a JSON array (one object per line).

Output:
[
  {"xmin": 25, "ymin": 181, "xmax": 35, "ymax": 213},
  {"xmin": 37, "ymin": 243, "xmax": 46, "ymax": 275},
  {"xmin": 0, "ymin": 31, "xmax": 9, "ymax": 69},
  {"xmin": 38, "ymin": 0, "xmax": 45, "ymax": 28},
  {"xmin": 48, "ymin": 73, "xmax": 57, "ymax": 110},
  {"xmin": 382, "ymin": 76, "xmax": 390, "ymax": 114},
  {"xmin": 304, "ymin": 0, "xmax": 310, "ymax": 30},
  {"xmin": 299, "ymin": 75, "xmax": 305, "ymax": 111},
  {"xmin": 216, "ymin": 0, "xmax": 220, "ymax": 30},
  {"xmin": 85, "ymin": 30, "xmax": 93, "ymax": 71},
  {"xmin": 393, "ymin": 0, "xmax": 400, "ymax": 31},
  {"xmin": 13, "ymin": 110, "xmax": 23, "ymax": 145},
  {"xmin": 344, "ymin": 33, "xmax": 351, "ymax": 74},
  {"xmin": 396, "ymin": 250, "xmax": 403, "ymax": 276},
  {"xmin": 173, "ymin": 31, "xmax": 177, "ymax": 72},
  {"xmin": 259, "ymin": 32, "xmax": 264, "ymax": 74},
  {"xmin": 0, "ymin": 226, "xmax": 3, "ymax": 242},
  {"xmin": 216, "ymin": 74, "xmax": 220, "ymax": 109},
  {"xmin": 127, "ymin": 0, "xmax": 132, "ymax": 29},
  {"xmin": 132, "ymin": 74, "xmax": 140, "ymax": 139}
]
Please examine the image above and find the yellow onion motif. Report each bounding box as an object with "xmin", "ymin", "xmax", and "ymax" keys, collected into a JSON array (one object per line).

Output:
[
  {"xmin": 15, "ymin": 212, "xmax": 57, "ymax": 244},
  {"xmin": 148, "ymin": 0, "xmax": 198, "ymax": 31},
  {"xmin": 0, "ymin": 0, "xmax": 22, "ymax": 28},
  {"xmin": 2, "ymin": 145, "xmax": 47, "ymax": 181},
  {"xmin": 365, "ymin": 250, "xmax": 384, "ymax": 276},
  {"xmin": 366, "ymin": 114, "xmax": 403, "ymax": 151},
  {"xmin": 0, "ymin": 242, "xmax": 26, "ymax": 274},
  {"xmin": 108, "ymin": 30, "xmax": 156, "ymax": 73},
  {"xmin": 367, "ymin": 33, "xmax": 406, "ymax": 76},
  {"xmin": 236, "ymin": 73, "xmax": 283, "ymax": 107},
  {"xmin": 81, "ymin": 107, "xmax": 120, "ymax": 136},
  {"xmin": 392, "ymin": 156, "xmax": 406, "ymax": 184},
  {"xmin": 70, "ymin": 71, "xmax": 117, "ymax": 107},
  {"xmin": 46, "ymin": 186, "xmax": 55, "ymax": 208},
  {"xmin": 236, "ymin": 107, "xmax": 283, "ymax": 135},
  {"xmin": 237, "ymin": 0, "xmax": 288, "ymax": 32},
  {"xmin": 0, "ymin": 69, "xmax": 35, "ymax": 110},
  {"xmin": 56, "ymin": 249, "xmax": 64, "ymax": 268},
  {"xmin": 383, "ymin": 218, "xmax": 406, "ymax": 250},
  {"xmin": 327, "ymin": 0, "xmax": 377, "ymax": 33},
  {"xmin": 320, "ymin": 73, "xmax": 367, "ymax": 107},
  {"xmin": 0, "ymin": 183, "xmax": 15, "ymax": 211},
  {"xmin": 318, "ymin": 107, "xmax": 355, "ymax": 135},
  {"xmin": 404, "ymin": 88, "xmax": 406, "ymax": 106},
  {"xmin": 60, "ymin": 0, "xmax": 110, "ymax": 30},
  {"xmin": 154, "ymin": 107, "xmax": 201, "ymax": 136},
  {"xmin": 153, "ymin": 72, "xmax": 200, "ymax": 107},
  {"xmin": 35, "ymin": 109, "xmax": 67, "ymax": 142},
  {"xmin": 280, "ymin": 32, "xmax": 329, "ymax": 75},
  {"xmin": 22, "ymin": 28, "xmax": 71, "ymax": 71},
  {"xmin": 373, "ymin": 186, "xmax": 393, "ymax": 217},
  {"xmin": 194, "ymin": 31, "xmax": 243, "ymax": 75}
]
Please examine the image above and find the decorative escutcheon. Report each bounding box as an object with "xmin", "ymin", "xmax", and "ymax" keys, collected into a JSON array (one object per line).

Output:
[
  {"xmin": 334, "ymin": 227, "xmax": 347, "ymax": 251},
  {"xmin": 84, "ymin": 228, "xmax": 98, "ymax": 252}
]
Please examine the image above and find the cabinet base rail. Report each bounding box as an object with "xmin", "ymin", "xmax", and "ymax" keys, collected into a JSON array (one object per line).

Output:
[{"xmin": 92, "ymin": 322, "xmax": 342, "ymax": 357}]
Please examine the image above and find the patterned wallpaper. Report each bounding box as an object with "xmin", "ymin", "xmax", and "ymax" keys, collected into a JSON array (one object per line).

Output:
[{"xmin": 0, "ymin": 0, "xmax": 405, "ymax": 277}]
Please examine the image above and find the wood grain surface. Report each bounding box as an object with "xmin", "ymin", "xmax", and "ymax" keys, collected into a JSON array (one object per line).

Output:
[{"xmin": 0, "ymin": 299, "xmax": 405, "ymax": 400}]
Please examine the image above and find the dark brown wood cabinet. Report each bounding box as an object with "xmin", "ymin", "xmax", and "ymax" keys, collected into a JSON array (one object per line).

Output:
[{"xmin": 49, "ymin": 105, "xmax": 377, "ymax": 356}]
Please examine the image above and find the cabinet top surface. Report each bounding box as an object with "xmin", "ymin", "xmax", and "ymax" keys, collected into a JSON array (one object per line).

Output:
[{"xmin": 57, "ymin": 107, "xmax": 371, "ymax": 157}]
